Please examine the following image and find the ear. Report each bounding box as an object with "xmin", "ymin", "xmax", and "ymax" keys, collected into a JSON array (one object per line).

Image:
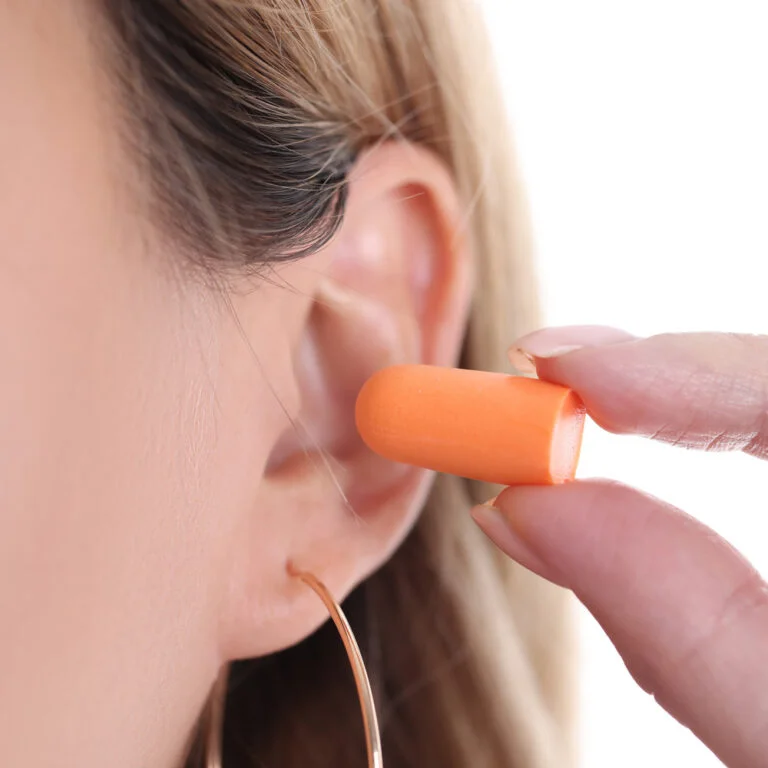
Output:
[{"xmin": 220, "ymin": 142, "xmax": 473, "ymax": 659}]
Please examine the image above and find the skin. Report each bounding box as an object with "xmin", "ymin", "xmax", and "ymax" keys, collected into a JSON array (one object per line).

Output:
[
  {"xmin": 0, "ymin": 2, "xmax": 471, "ymax": 766},
  {"xmin": 475, "ymin": 327, "xmax": 768, "ymax": 768},
  {"xmin": 5, "ymin": 3, "xmax": 763, "ymax": 768}
]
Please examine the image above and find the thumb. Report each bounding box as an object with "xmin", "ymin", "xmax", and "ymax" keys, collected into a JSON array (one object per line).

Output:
[{"xmin": 472, "ymin": 480, "xmax": 768, "ymax": 768}]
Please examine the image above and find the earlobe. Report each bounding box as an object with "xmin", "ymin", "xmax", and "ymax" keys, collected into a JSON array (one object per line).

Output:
[{"xmin": 219, "ymin": 142, "xmax": 473, "ymax": 660}]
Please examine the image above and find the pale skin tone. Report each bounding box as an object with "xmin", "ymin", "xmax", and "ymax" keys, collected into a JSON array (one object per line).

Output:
[
  {"xmin": 1, "ymin": 2, "xmax": 472, "ymax": 765},
  {"xmin": 476, "ymin": 327, "xmax": 768, "ymax": 768},
  {"xmin": 2, "ymin": 3, "xmax": 765, "ymax": 768}
]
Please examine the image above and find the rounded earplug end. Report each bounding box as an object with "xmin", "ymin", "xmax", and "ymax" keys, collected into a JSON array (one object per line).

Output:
[{"xmin": 356, "ymin": 365, "xmax": 586, "ymax": 486}]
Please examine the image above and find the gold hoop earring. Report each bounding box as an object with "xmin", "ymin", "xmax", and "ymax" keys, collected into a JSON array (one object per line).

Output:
[
  {"xmin": 204, "ymin": 569, "xmax": 383, "ymax": 768},
  {"xmin": 204, "ymin": 662, "xmax": 227, "ymax": 768}
]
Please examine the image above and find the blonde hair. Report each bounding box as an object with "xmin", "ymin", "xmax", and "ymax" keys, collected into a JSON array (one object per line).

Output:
[{"xmin": 103, "ymin": 1, "xmax": 574, "ymax": 765}]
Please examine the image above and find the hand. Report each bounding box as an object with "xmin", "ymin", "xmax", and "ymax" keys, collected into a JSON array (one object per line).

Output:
[{"xmin": 471, "ymin": 327, "xmax": 768, "ymax": 768}]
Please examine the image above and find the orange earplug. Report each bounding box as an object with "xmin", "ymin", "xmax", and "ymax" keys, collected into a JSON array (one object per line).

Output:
[{"xmin": 355, "ymin": 365, "xmax": 586, "ymax": 486}]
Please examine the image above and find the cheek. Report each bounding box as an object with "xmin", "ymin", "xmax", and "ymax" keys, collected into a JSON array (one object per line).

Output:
[
  {"xmin": 0, "ymin": 233, "xmax": 295, "ymax": 763},
  {"xmin": 0, "ymin": 216, "xmax": 230, "ymax": 750},
  {"xmin": 206, "ymin": 278, "xmax": 308, "ymax": 531},
  {"xmin": 0, "ymin": 6, "xmax": 225, "ymax": 760},
  {"xmin": 0, "ymin": 6, "xmax": 302, "ymax": 763},
  {"xmin": 0, "ymin": 9, "xmax": 309, "ymax": 760}
]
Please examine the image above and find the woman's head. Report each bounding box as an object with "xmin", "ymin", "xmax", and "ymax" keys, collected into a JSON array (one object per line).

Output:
[{"xmin": 0, "ymin": 2, "xmax": 569, "ymax": 766}]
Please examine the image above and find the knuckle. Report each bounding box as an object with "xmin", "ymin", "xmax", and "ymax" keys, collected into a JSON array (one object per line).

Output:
[
  {"xmin": 718, "ymin": 570, "xmax": 768, "ymax": 632},
  {"xmin": 675, "ymin": 569, "xmax": 768, "ymax": 678}
]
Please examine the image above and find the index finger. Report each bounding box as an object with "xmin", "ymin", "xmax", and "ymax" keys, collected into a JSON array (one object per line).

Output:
[{"xmin": 509, "ymin": 327, "xmax": 768, "ymax": 458}]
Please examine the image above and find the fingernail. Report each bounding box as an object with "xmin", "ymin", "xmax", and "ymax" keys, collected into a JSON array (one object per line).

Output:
[
  {"xmin": 507, "ymin": 347, "xmax": 538, "ymax": 374},
  {"xmin": 508, "ymin": 325, "xmax": 637, "ymax": 372},
  {"xmin": 470, "ymin": 502, "xmax": 553, "ymax": 577}
]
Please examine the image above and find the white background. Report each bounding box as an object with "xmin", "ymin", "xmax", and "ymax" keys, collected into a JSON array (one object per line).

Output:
[{"xmin": 481, "ymin": 2, "xmax": 768, "ymax": 766}]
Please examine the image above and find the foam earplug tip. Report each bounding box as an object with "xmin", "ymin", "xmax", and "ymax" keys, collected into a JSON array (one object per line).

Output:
[{"xmin": 355, "ymin": 365, "xmax": 586, "ymax": 486}]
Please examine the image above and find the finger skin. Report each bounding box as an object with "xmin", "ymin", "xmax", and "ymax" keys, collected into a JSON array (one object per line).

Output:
[
  {"xmin": 534, "ymin": 332, "xmax": 768, "ymax": 458},
  {"xmin": 487, "ymin": 481, "xmax": 768, "ymax": 768}
]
